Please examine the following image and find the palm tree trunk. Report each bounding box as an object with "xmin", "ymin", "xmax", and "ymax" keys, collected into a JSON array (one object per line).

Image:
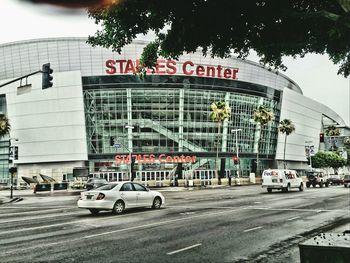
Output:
[
  {"xmin": 256, "ymin": 136, "xmax": 260, "ymax": 175},
  {"xmin": 283, "ymin": 135, "xmax": 287, "ymax": 169},
  {"xmin": 216, "ymin": 122, "xmax": 221, "ymax": 185}
]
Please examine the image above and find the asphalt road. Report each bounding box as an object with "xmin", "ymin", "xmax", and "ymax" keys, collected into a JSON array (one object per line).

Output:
[{"xmin": 0, "ymin": 185, "xmax": 349, "ymax": 263}]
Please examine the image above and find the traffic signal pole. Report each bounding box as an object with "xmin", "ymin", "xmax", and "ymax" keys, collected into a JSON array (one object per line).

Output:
[
  {"xmin": 0, "ymin": 64, "xmax": 53, "ymax": 198},
  {"xmin": 0, "ymin": 70, "xmax": 42, "ymax": 88},
  {"xmin": 0, "ymin": 63, "xmax": 53, "ymax": 89}
]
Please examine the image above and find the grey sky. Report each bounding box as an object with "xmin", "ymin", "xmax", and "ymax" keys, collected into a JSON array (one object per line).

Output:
[{"xmin": 1, "ymin": 0, "xmax": 349, "ymax": 126}]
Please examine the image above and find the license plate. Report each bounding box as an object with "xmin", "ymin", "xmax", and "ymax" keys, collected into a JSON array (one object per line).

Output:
[
  {"xmin": 86, "ymin": 195, "xmax": 93, "ymax": 200},
  {"xmin": 272, "ymin": 179, "xmax": 277, "ymax": 183}
]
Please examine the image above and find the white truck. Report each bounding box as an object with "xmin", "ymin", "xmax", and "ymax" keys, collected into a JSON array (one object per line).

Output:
[{"xmin": 262, "ymin": 169, "xmax": 304, "ymax": 193}]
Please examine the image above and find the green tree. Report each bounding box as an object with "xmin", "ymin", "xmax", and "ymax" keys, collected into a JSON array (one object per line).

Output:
[
  {"xmin": 210, "ymin": 101, "xmax": 231, "ymax": 184},
  {"xmin": 311, "ymin": 151, "xmax": 346, "ymax": 174},
  {"xmin": 88, "ymin": 0, "xmax": 350, "ymax": 77},
  {"xmin": 278, "ymin": 119, "xmax": 296, "ymax": 169},
  {"xmin": 0, "ymin": 115, "xmax": 10, "ymax": 138},
  {"xmin": 252, "ymin": 105, "xmax": 274, "ymax": 174}
]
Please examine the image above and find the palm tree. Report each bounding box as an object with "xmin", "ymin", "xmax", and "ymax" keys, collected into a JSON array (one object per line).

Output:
[
  {"xmin": 0, "ymin": 115, "xmax": 10, "ymax": 138},
  {"xmin": 210, "ymin": 101, "xmax": 231, "ymax": 184},
  {"xmin": 252, "ymin": 105, "xmax": 274, "ymax": 175},
  {"xmin": 325, "ymin": 125, "xmax": 340, "ymax": 136},
  {"xmin": 278, "ymin": 119, "xmax": 296, "ymax": 169}
]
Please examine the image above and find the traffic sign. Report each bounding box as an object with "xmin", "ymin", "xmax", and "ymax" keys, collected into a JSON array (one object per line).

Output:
[{"xmin": 114, "ymin": 143, "xmax": 122, "ymax": 148}]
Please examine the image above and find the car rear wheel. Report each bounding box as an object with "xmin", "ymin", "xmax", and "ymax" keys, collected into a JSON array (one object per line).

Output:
[
  {"xmin": 152, "ymin": 197, "xmax": 162, "ymax": 209},
  {"xmin": 306, "ymin": 182, "xmax": 310, "ymax": 188},
  {"xmin": 299, "ymin": 183, "xmax": 304, "ymax": 191},
  {"xmin": 112, "ymin": 200, "xmax": 125, "ymax": 214},
  {"xmin": 89, "ymin": 209, "xmax": 99, "ymax": 215},
  {"xmin": 267, "ymin": 188, "xmax": 272, "ymax": 193},
  {"xmin": 287, "ymin": 184, "xmax": 291, "ymax": 192}
]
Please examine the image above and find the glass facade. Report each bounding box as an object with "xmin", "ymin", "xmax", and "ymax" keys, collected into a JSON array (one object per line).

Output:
[{"xmin": 83, "ymin": 75, "xmax": 281, "ymax": 177}]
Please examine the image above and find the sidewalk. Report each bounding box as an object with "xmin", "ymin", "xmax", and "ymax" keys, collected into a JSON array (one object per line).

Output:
[{"xmin": 0, "ymin": 188, "xmax": 83, "ymax": 205}]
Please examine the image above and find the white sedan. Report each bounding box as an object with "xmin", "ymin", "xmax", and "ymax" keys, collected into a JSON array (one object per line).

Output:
[{"xmin": 77, "ymin": 181, "xmax": 165, "ymax": 215}]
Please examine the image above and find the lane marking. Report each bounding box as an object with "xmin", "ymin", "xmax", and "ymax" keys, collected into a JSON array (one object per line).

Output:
[
  {"xmin": 0, "ymin": 211, "xmax": 86, "ymax": 224},
  {"xmin": 166, "ymin": 243, "xmax": 202, "ymax": 255},
  {"xmin": 85, "ymin": 208, "xmax": 241, "ymax": 238},
  {"xmin": 246, "ymin": 207, "xmax": 347, "ymax": 213},
  {"xmin": 1, "ymin": 208, "xmax": 242, "ymax": 255},
  {"xmin": 0, "ymin": 209, "xmax": 159, "ymax": 235},
  {"xmin": 287, "ymin": 216, "xmax": 300, "ymax": 221},
  {"xmin": 0, "ymin": 207, "xmax": 75, "ymax": 217},
  {"xmin": 243, "ymin": 226, "xmax": 263, "ymax": 233}
]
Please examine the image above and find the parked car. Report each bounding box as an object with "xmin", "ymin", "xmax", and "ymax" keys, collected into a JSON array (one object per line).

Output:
[
  {"xmin": 262, "ymin": 169, "xmax": 304, "ymax": 193},
  {"xmin": 344, "ymin": 174, "xmax": 350, "ymax": 187},
  {"xmin": 306, "ymin": 171, "xmax": 329, "ymax": 188},
  {"xmin": 77, "ymin": 181, "xmax": 165, "ymax": 215},
  {"xmin": 85, "ymin": 178, "xmax": 108, "ymax": 191},
  {"xmin": 71, "ymin": 181, "xmax": 86, "ymax": 190},
  {"xmin": 327, "ymin": 175, "xmax": 344, "ymax": 185}
]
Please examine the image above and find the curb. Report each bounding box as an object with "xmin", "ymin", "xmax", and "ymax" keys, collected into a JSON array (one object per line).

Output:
[{"xmin": 0, "ymin": 196, "xmax": 23, "ymax": 205}]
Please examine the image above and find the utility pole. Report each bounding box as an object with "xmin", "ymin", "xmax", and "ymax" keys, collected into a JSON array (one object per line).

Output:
[{"xmin": 232, "ymin": 129, "xmax": 242, "ymax": 184}]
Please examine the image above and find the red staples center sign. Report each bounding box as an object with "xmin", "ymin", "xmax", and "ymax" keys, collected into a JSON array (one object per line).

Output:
[
  {"xmin": 105, "ymin": 59, "xmax": 239, "ymax": 80},
  {"xmin": 115, "ymin": 154, "xmax": 197, "ymax": 165}
]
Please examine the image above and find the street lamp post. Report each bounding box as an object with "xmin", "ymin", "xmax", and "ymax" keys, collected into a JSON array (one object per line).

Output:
[
  {"xmin": 9, "ymin": 138, "xmax": 19, "ymax": 199},
  {"xmin": 232, "ymin": 129, "xmax": 242, "ymax": 183},
  {"xmin": 125, "ymin": 125, "xmax": 134, "ymax": 181}
]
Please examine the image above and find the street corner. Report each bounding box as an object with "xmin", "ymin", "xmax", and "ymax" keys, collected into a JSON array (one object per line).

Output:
[{"xmin": 0, "ymin": 196, "xmax": 23, "ymax": 205}]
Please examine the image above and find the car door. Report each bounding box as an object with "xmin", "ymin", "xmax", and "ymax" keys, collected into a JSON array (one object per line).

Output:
[
  {"xmin": 132, "ymin": 183, "xmax": 153, "ymax": 207},
  {"xmin": 119, "ymin": 183, "xmax": 137, "ymax": 207}
]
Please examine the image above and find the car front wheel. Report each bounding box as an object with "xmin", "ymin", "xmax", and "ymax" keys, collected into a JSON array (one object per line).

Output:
[
  {"xmin": 112, "ymin": 200, "xmax": 125, "ymax": 214},
  {"xmin": 152, "ymin": 197, "xmax": 162, "ymax": 209},
  {"xmin": 299, "ymin": 183, "xmax": 304, "ymax": 191}
]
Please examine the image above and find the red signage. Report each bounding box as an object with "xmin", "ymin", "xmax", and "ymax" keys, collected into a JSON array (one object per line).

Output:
[
  {"xmin": 105, "ymin": 59, "xmax": 239, "ymax": 80},
  {"xmin": 115, "ymin": 154, "xmax": 197, "ymax": 165}
]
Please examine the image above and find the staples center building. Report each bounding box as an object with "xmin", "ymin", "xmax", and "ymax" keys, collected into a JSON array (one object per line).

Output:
[{"xmin": 0, "ymin": 38, "xmax": 346, "ymax": 185}]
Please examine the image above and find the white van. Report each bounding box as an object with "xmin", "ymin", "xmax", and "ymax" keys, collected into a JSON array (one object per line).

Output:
[{"xmin": 262, "ymin": 169, "xmax": 304, "ymax": 193}]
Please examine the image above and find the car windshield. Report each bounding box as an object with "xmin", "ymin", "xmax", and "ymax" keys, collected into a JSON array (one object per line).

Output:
[{"xmin": 94, "ymin": 183, "xmax": 118, "ymax": 190}]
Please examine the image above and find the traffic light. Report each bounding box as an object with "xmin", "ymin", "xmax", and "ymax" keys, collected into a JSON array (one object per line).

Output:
[
  {"xmin": 319, "ymin": 132, "xmax": 324, "ymax": 143},
  {"xmin": 14, "ymin": 146, "xmax": 18, "ymax": 160},
  {"xmin": 42, "ymin": 63, "xmax": 53, "ymax": 89},
  {"xmin": 9, "ymin": 146, "xmax": 18, "ymax": 161},
  {"xmin": 110, "ymin": 137, "xmax": 115, "ymax": 146},
  {"xmin": 232, "ymin": 156, "xmax": 240, "ymax": 165}
]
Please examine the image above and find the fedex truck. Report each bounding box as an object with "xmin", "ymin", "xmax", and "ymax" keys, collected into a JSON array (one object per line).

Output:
[{"xmin": 262, "ymin": 169, "xmax": 304, "ymax": 193}]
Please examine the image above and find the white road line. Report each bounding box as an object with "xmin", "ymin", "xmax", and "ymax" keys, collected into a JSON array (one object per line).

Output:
[
  {"xmin": 247, "ymin": 207, "xmax": 347, "ymax": 213},
  {"xmin": 243, "ymin": 226, "xmax": 263, "ymax": 233},
  {"xmin": 0, "ymin": 210, "xmax": 89, "ymax": 224},
  {"xmin": 287, "ymin": 216, "xmax": 300, "ymax": 221},
  {"xmin": 1, "ymin": 208, "xmax": 242, "ymax": 255},
  {"xmin": 166, "ymin": 243, "xmax": 202, "ymax": 255},
  {"xmin": 84, "ymin": 208, "xmax": 241, "ymax": 239},
  {"xmin": 0, "ymin": 207, "xmax": 75, "ymax": 217}
]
